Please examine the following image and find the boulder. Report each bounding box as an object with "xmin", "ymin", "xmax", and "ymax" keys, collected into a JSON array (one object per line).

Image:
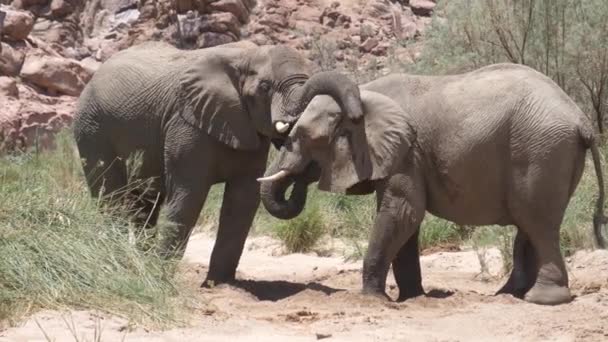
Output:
[
  {"xmin": 208, "ymin": 0, "xmax": 251, "ymax": 24},
  {"xmin": 200, "ymin": 11, "xmax": 241, "ymax": 38},
  {"xmin": 50, "ymin": 0, "xmax": 75, "ymax": 18},
  {"xmin": 1, "ymin": 8, "xmax": 34, "ymax": 41},
  {"xmin": 79, "ymin": 56, "xmax": 102, "ymax": 73},
  {"xmin": 359, "ymin": 37, "xmax": 379, "ymax": 53},
  {"xmin": 0, "ymin": 76, "xmax": 18, "ymax": 98},
  {"xmin": 258, "ymin": 13, "xmax": 287, "ymax": 29},
  {"xmin": 197, "ymin": 31, "xmax": 236, "ymax": 48},
  {"xmin": 0, "ymin": 43, "xmax": 25, "ymax": 76},
  {"xmin": 20, "ymin": 54, "xmax": 92, "ymax": 96},
  {"xmin": 409, "ymin": 0, "xmax": 435, "ymax": 16}
]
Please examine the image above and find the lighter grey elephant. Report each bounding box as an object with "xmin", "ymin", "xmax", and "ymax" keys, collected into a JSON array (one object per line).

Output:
[
  {"xmin": 73, "ymin": 40, "xmax": 363, "ymax": 286},
  {"xmin": 258, "ymin": 63, "xmax": 607, "ymax": 305}
]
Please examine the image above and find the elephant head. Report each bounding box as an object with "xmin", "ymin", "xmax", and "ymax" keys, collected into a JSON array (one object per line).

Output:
[
  {"xmin": 259, "ymin": 90, "xmax": 417, "ymax": 219},
  {"xmin": 177, "ymin": 42, "xmax": 364, "ymax": 152}
]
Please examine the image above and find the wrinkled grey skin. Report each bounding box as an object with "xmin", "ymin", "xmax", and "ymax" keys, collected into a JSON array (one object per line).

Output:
[
  {"xmin": 73, "ymin": 40, "xmax": 362, "ymax": 286},
  {"xmin": 260, "ymin": 63, "xmax": 607, "ymax": 305}
]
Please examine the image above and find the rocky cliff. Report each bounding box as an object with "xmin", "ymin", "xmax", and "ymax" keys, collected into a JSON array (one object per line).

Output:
[{"xmin": 0, "ymin": 0, "xmax": 435, "ymax": 153}]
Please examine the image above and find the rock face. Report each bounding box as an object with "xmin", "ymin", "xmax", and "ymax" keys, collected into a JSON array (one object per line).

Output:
[
  {"xmin": 0, "ymin": 0, "xmax": 432, "ymax": 154},
  {"xmin": 20, "ymin": 54, "xmax": 93, "ymax": 96},
  {"xmin": 1, "ymin": 8, "xmax": 34, "ymax": 41},
  {"xmin": 0, "ymin": 76, "xmax": 18, "ymax": 97}
]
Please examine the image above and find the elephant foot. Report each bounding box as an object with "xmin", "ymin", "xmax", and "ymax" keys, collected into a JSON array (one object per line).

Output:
[
  {"xmin": 495, "ymin": 279, "xmax": 528, "ymax": 299},
  {"xmin": 202, "ymin": 273, "xmax": 236, "ymax": 288},
  {"xmin": 397, "ymin": 285, "xmax": 425, "ymax": 302},
  {"xmin": 361, "ymin": 287, "xmax": 392, "ymax": 301},
  {"xmin": 524, "ymin": 284, "xmax": 572, "ymax": 305}
]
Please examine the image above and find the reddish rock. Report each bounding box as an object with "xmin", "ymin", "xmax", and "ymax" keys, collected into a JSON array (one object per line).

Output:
[
  {"xmin": 258, "ymin": 13, "xmax": 288, "ymax": 29},
  {"xmin": 292, "ymin": 6, "xmax": 320, "ymax": 22},
  {"xmin": 209, "ymin": 0, "xmax": 251, "ymax": 24},
  {"xmin": 50, "ymin": 0, "xmax": 74, "ymax": 18},
  {"xmin": 200, "ymin": 11, "xmax": 241, "ymax": 38},
  {"xmin": 0, "ymin": 43, "xmax": 25, "ymax": 76},
  {"xmin": 0, "ymin": 77, "xmax": 18, "ymax": 98},
  {"xmin": 372, "ymin": 42, "xmax": 389, "ymax": 56},
  {"xmin": 197, "ymin": 31, "xmax": 236, "ymax": 48},
  {"xmin": 20, "ymin": 54, "xmax": 92, "ymax": 96},
  {"xmin": 0, "ymin": 85, "xmax": 75, "ymax": 153},
  {"xmin": 333, "ymin": 50, "xmax": 344, "ymax": 61},
  {"xmin": 359, "ymin": 37, "xmax": 379, "ymax": 53},
  {"xmin": 409, "ymin": 0, "xmax": 436, "ymax": 16},
  {"xmin": 1, "ymin": 8, "xmax": 34, "ymax": 41}
]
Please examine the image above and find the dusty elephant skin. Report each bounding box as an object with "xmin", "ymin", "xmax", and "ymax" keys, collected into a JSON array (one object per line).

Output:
[
  {"xmin": 73, "ymin": 40, "xmax": 362, "ymax": 287},
  {"xmin": 260, "ymin": 63, "xmax": 608, "ymax": 305}
]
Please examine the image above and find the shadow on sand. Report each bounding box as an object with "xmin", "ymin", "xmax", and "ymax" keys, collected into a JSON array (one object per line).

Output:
[{"xmin": 230, "ymin": 279, "xmax": 345, "ymax": 301}]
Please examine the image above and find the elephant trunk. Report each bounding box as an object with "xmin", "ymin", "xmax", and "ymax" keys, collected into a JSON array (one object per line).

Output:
[
  {"xmin": 285, "ymin": 71, "xmax": 363, "ymax": 123},
  {"xmin": 260, "ymin": 162, "xmax": 309, "ymax": 220},
  {"xmin": 260, "ymin": 161, "xmax": 321, "ymax": 220}
]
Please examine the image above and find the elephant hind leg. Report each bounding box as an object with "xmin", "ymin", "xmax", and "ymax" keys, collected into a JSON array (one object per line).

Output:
[
  {"xmin": 128, "ymin": 186, "xmax": 165, "ymax": 230},
  {"xmin": 392, "ymin": 230, "xmax": 425, "ymax": 302},
  {"xmin": 496, "ymin": 228, "xmax": 537, "ymax": 298},
  {"xmin": 78, "ymin": 142, "xmax": 128, "ymax": 203},
  {"xmin": 509, "ymin": 194, "xmax": 571, "ymax": 305}
]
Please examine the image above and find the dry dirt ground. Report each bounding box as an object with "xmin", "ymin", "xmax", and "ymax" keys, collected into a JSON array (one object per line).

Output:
[{"xmin": 2, "ymin": 233, "xmax": 608, "ymax": 342}]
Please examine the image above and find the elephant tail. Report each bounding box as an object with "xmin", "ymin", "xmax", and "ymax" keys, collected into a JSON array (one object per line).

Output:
[{"xmin": 582, "ymin": 127, "xmax": 607, "ymax": 249}]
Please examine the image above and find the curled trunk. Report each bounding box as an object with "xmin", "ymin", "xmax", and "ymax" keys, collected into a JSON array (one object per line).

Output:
[
  {"xmin": 285, "ymin": 71, "xmax": 363, "ymax": 122},
  {"xmin": 260, "ymin": 163, "xmax": 309, "ymax": 220},
  {"xmin": 260, "ymin": 162, "xmax": 321, "ymax": 220}
]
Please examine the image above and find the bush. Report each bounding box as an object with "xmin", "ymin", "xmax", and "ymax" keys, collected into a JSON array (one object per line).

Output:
[
  {"xmin": 410, "ymin": 0, "xmax": 608, "ymax": 133},
  {"xmin": 270, "ymin": 202, "xmax": 325, "ymax": 253},
  {"xmin": 0, "ymin": 132, "xmax": 188, "ymax": 326}
]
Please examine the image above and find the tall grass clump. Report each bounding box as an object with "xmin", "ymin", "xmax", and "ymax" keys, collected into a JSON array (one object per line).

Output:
[
  {"xmin": 0, "ymin": 132, "xmax": 188, "ymax": 326},
  {"xmin": 270, "ymin": 199, "xmax": 326, "ymax": 253}
]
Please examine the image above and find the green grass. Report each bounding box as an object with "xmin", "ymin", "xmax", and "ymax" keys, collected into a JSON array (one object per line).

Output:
[
  {"xmin": 0, "ymin": 133, "xmax": 190, "ymax": 327},
  {"xmin": 270, "ymin": 202, "xmax": 325, "ymax": 253}
]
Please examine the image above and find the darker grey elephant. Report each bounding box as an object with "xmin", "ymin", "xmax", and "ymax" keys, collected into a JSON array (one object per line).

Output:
[
  {"xmin": 73, "ymin": 40, "xmax": 362, "ymax": 286},
  {"xmin": 259, "ymin": 63, "xmax": 607, "ymax": 305}
]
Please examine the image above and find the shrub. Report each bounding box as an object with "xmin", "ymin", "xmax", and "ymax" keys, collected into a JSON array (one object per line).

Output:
[
  {"xmin": 410, "ymin": 0, "xmax": 608, "ymax": 133},
  {"xmin": 270, "ymin": 201, "xmax": 325, "ymax": 253},
  {"xmin": 0, "ymin": 132, "xmax": 188, "ymax": 326}
]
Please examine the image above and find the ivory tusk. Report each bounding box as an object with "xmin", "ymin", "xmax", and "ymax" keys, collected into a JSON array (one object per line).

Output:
[
  {"xmin": 275, "ymin": 121, "xmax": 290, "ymax": 133},
  {"xmin": 257, "ymin": 170, "xmax": 290, "ymax": 182}
]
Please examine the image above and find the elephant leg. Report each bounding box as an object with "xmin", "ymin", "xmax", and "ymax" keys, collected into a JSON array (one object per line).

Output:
[
  {"xmin": 77, "ymin": 140, "xmax": 127, "ymax": 204},
  {"xmin": 203, "ymin": 176, "xmax": 260, "ymax": 286},
  {"xmin": 496, "ymin": 228, "xmax": 537, "ymax": 298},
  {"xmin": 520, "ymin": 224, "xmax": 570, "ymax": 305},
  {"xmin": 392, "ymin": 230, "xmax": 424, "ymax": 301},
  {"xmin": 508, "ymin": 153, "xmax": 576, "ymax": 305},
  {"xmin": 159, "ymin": 159, "xmax": 212, "ymax": 259},
  {"xmin": 128, "ymin": 178, "xmax": 165, "ymax": 230},
  {"xmin": 362, "ymin": 170, "xmax": 426, "ymax": 299}
]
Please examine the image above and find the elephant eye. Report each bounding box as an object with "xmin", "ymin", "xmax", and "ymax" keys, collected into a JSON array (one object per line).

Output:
[{"xmin": 258, "ymin": 80, "xmax": 272, "ymax": 92}]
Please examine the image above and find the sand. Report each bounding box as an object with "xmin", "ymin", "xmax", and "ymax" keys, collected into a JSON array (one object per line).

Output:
[{"xmin": 2, "ymin": 233, "xmax": 608, "ymax": 341}]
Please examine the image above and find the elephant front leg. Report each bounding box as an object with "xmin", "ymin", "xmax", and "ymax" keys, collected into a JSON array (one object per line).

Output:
[
  {"xmin": 392, "ymin": 230, "xmax": 425, "ymax": 301},
  {"xmin": 362, "ymin": 172, "xmax": 426, "ymax": 300},
  {"xmin": 203, "ymin": 177, "xmax": 260, "ymax": 286}
]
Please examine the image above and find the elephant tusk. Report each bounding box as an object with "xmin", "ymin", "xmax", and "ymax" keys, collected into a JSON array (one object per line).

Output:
[
  {"xmin": 257, "ymin": 170, "xmax": 290, "ymax": 182},
  {"xmin": 275, "ymin": 121, "xmax": 290, "ymax": 133}
]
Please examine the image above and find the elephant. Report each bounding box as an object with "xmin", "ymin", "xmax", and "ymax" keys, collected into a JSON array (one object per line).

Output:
[
  {"xmin": 73, "ymin": 40, "xmax": 363, "ymax": 286},
  {"xmin": 258, "ymin": 63, "xmax": 607, "ymax": 305}
]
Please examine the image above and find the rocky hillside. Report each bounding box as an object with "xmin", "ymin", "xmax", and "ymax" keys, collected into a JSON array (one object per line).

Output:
[{"xmin": 0, "ymin": 0, "xmax": 436, "ymax": 152}]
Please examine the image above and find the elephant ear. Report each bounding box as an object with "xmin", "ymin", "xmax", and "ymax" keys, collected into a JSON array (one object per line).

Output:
[
  {"xmin": 178, "ymin": 49, "xmax": 261, "ymax": 150},
  {"xmin": 317, "ymin": 90, "xmax": 417, "ymax": 193}
]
